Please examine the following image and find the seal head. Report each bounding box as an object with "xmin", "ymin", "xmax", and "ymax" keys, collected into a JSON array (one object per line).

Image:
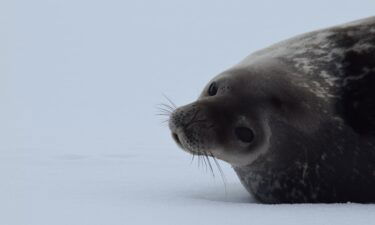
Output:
[{"xmin": 169, "ymin": 63, "xmax": 317, "ymax": 167}]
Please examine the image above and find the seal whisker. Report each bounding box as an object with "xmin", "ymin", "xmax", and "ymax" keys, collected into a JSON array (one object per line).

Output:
[
  {"xmin": 158, "ymin": 103, "xmax": 175, "ymax": 112},
  {"xmin": 156, "ymin": 113, "xmax": 171, "ymax": 117},
  {"xmin": 155, "ymin": 105, "xmax": 173, "ymax": 125},
  {"xmin": 161, "ymin": 119, "xmax": 169, "ymax": 124},
  {"xmin": 202, "ymin": 153, "xmax": 208, "ymax": 172},
  {"xmin": 162, "ymin": 94, "xmax": 177, "ymax": 109},
  {"xmin": 205, "ymin": 152, "xmax": 215, "ymax": 178},
  {"xmin": 210, "ymin": 152, "xmax": 227, "ymax": 195},
  {"xmin": 200, "ymin": 152, "xmax": 207, "ymax": 172},
  {"xmin": 200, "ymin": 155, "xmax": 207, "ymax": 172},
  {"xmin": 190, "ymin": 154, "xmax": 195, "ymax": 165},
  {"xmin": 156, "ymin": 107, "xmax": 172, "ymax": 124},
  {"xmin": 156, "ymin": 111, "xmax": 172, "ymax": 118},
  {"xmin": 156, "ymin": 105, "xmax": 173, "ymax": 114}
]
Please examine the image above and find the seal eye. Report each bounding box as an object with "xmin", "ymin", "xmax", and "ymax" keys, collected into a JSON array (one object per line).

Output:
[{"xmin": 208, "ymin": 82, "xmax": 218, "ymax": 96}]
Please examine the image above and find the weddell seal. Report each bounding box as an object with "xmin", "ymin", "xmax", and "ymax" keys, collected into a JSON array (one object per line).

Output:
[{"xmin": 167, "ymin": 16, "xmax": 375, "ymax": 203}]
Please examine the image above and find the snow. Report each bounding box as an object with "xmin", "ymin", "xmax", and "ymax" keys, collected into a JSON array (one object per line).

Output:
[
  {"xmin": 4, "ymin": 148, "xmax": 375, "ymax": 225},
  {"xmin": 2, "ymin": 0, "xmax": 375, "ymax": 224}
]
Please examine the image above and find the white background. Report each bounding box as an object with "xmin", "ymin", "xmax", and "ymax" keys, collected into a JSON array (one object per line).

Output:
[{"xmin": 2, "ymin": 1, "xmax": 375, "ymax": 224}]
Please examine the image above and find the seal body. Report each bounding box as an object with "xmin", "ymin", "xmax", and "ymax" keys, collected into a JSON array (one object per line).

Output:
[{"xmin": 169, "ymin": 17, "xmax": 375, "ymax": 203}]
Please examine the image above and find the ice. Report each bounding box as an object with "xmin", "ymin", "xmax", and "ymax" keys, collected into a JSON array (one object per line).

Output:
[{"xmin": 3, "ymin": 148, "xmax": 375, "ymax": 225}]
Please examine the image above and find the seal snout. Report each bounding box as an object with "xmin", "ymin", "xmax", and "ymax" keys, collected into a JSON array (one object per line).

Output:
[
  {"xmin": 168, "ymin": 104, "xmax": 196, "ymax": 150},
  {"xmin": 168, "ymin": 110, "xmax": 183, "ymax": 148},
  {"xmin": 168, "ymin": 102, "xmax": 217, "ymax": 154}
]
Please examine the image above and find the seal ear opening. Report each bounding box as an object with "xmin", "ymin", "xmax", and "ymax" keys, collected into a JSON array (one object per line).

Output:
[{"xmin": 234, "ymin": 127, "xmax": 254, "ymax": 143}]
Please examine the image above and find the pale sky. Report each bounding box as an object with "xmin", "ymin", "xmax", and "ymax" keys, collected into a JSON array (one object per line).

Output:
[{"xmin": 1, "ymin": 0, "xmax": 374, "ymax": 154}]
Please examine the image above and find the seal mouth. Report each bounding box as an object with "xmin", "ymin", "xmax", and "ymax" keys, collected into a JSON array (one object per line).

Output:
[{"xmin": 171, "ymin": 131, "xmax": 207, "ymax": 156}]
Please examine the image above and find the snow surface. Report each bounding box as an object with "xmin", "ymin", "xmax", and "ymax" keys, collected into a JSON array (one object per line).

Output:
[
  {"xmin": 4, "ymin": 148, "xmax": 375, "ymax": 225},
  {"xmin": 2, "ymin": 0, "xmax": 375, "ymax": 224}
]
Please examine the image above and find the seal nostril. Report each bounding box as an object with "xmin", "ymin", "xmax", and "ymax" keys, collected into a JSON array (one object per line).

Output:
[
  {"xmin": 234, "ymin": 127, "xmax": 254, "ymax": 143},
  {"xmin": 172, "ymin": 133, "xmax": 182, "ymax": 146}
]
